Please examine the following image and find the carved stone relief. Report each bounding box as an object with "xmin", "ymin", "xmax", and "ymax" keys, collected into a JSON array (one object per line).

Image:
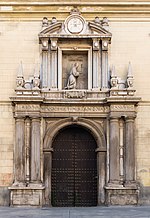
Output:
[
  {"xmin": 41, "ymin": 105, "xmax": 109, "ymax": 113},
  {"xmin": 65, "ymin": 62, "xmax": 79, "ymax": 89},
  {"xmin": 16, "ymin": 104, "xmax": 41, "ymax": 111},
  {"xmin": 110, "ymin": 105, "xmax": 135, "ymax": 112},
  {"xmin": 64, "ymin": 90, "xmax": 86, "ymax": 98},
  {"xmin": 62, "ymin": 51, "xmax": 88, "ymax": 89}
]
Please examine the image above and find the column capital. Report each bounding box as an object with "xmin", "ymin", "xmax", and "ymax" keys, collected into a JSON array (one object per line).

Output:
[
  {"xmin": 14, "ymin": 115, "xmax": 25, "ymax": 119},
  {"xmin": 41, "ymin": 37, "xmax": 49, "ymax": 51},
  {"xmin": 102, "ymin": 40, "xmax": 109, "ymax": 51},
  {"xmin": 92, "ymin": 38, "xmax": 100, "ymax": 51},
  {"xmin": 15, "ymin": 117, "xmax": 25, "ymax": 123},
  {"xmin": 30, "ymin": 116, "xmax": 41, "ymax": 120},
  {"xmin": 43, "ymin": 148, "xmax": 54, "ymax": 153},
  {"xmin": 125, "ymin": 115, "xmax": 136, "ymax": 122},
  {"xmin": 109, "ymin": 116, "xmax": 120, "ymax": 121},
  {"xmin": 50, "ymin": 38, "xmax": 58, "ymax": 51}
]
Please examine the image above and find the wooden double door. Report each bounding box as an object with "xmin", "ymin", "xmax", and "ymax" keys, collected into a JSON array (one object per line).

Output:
[{"xmin": 51, "ymin": 125, "xmax": 97, "ymax": 207}]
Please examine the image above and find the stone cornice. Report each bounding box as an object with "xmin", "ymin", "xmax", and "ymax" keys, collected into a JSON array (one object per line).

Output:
[
  {"xmin": 1, "ymin": 2, "xmax": 150, "ymax": 21},
  {"xmin": 0, "ymin": 2, "xmax": 150, "ymax": 6}
]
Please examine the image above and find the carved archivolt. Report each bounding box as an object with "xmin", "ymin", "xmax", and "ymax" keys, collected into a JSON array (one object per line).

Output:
[{"xmin": 43, "ymin": 117, "xmax": 106, "ymax": 151}]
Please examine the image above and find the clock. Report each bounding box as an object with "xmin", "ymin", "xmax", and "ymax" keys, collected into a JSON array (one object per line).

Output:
[{"xmin": 67, "ymin": 17, "xmax": 84, "ymax": 34}]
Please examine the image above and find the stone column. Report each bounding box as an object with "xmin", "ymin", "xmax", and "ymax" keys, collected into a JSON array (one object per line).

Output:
[
  {"xmin": 44, "ymin": 149, "xmax": 53, "ymax": 206},
  {"xmin": 41, "ymin": 38, "xmax": 49, "ymax": 89},
  {"xmin": 97, "ymin": 151, "xmax": 106, "ymax": 205},
  {"xmin": 101, "ymin": 40, "xmax": 109, "ymax": 89},
  {"xmin": 125, "ymin": 116, "xmax": 135, "ymax": 185},
  {"xmin": 92, "ymin": 39, "xmax": 101, "ymax": 90},
  {"xmin": 50, "ymin": 39, "xmax": 58, "ymax": 90},
  {"xmin": 42, "ymin": 51, "xmax": 48, "ymax": 89},
  {"xmin": 14, "ymin": 117, "xmax": 25, "ymax": 185},
  {"xmin": 25, "ymin": 118, "xmax": 31, "ymax": 184},
  {"xmin": 30, "ymin": 117, "xmax": 41, "ymax": 184},
  {"xmin": 109, "ymin": 117, "xmax": 120, "ymax": 185}
]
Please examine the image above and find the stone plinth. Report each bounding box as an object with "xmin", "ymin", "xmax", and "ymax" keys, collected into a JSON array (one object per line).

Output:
[
  {"xmin": 9, "ymin": 186, "xmax": 45, "ymax": 207},
  {"xmin": 105, "ymin": 186, "xmax": 139, "ymax": 205}
]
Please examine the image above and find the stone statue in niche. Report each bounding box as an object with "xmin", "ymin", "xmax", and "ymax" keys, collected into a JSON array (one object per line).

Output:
[{"xmin": 65, "ymin": 63, "xmax": 79, "ymax": 89}]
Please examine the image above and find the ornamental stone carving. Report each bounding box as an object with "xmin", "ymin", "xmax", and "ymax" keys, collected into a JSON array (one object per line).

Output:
[
  {"xmin": 10, "ymin": 8, "xmax": 141, "ymax": 207},
  {"xmin": 127, "ymin": 62, "xmax": 134, "ymax": 89},
  {"xmin": 16, "ymin": 104, "xmax": 41, "ymax": 111},
  {"xmin": 65, "ymin": 63, "xmax": 80, "ymax": 89},
  {"xmin": 16, "ymin": 62, "xmax": 25, "ymax": 89},
  {"xmin": 33, "ymin": 75, "xmax": 40, "ymax": 90},
  {"xmin": 64, "ymin": 90, "xmax": 86, "ymax": 98},
  {"xmin": 110, "ymin": 105, "xmax": 135, "ymax": 112},
  {"xmin": 64, "ymin": 8, "xmax": 86, "ymax": 34},
  {"xmin": 41, "ymin": 105, "xmax": 109, "ymax": 113},
  {"xmin": 110, "ymin": 66, "xmax": 118, "ymax": 89}
]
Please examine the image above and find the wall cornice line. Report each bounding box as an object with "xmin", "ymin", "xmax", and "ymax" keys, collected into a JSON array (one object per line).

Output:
[{"xmin": 0, "ymin": 2, "xmax": 150, "ymax": 6}]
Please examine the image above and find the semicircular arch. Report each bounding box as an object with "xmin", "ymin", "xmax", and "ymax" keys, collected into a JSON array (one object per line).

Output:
[{"xmin": 43, "ymin": 117, "xmax": 106, "ymax": 151}]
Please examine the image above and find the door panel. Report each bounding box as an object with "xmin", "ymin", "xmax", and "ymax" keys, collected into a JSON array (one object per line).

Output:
[{"xmin": 51, "ymin": 125, "xmax": 97, "ymax": 207}]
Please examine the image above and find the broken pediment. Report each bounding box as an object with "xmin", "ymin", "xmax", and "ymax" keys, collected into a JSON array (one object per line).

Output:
[
  {"xmin": 37, "ymin": 8, "xmax": 113, "ymax": 92},
  {"xmin": 38, "ymin": 10, "xmax": 112, "ymax": 40},
  {"xmin": 88, "ymin": 22, "xmax": 112, "ymax": 37},
  {"xmin": 39, "ymin": 22, "xmax": 62, "ymax": 36}
]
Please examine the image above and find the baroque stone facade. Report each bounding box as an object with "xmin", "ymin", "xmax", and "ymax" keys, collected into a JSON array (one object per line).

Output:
[{"xmin": 0, "ymin": 0, "xmax": 150, "ymax": 207}]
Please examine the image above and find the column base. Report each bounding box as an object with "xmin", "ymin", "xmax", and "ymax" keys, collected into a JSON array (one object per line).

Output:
[
  {"xmin": 8, "ymin": 185, "xmax": 45, "ymax": 207},
  {"xmin": 107, "ymin": 181, "xmax": 123, "ymax": 188},
  {"xmin": 11, "ymin": 181, "xmax": 26, "ymax": 187},
  {"xmin": 28, "ymin": 181, "xmax": 43, "ymax": 188},
  {"xmin": 124, "ymin": 181, "xmax": 138, "ymax": 188},
  {"xmin": 105, "ymin": 185, "xmax": 139, "ymax": 205}
]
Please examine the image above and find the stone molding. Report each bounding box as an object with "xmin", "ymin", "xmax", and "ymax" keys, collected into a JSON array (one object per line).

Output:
[
  {"xmin": 43, "ymin": 117, "xmax": 107, "ymax": 206},
  {"xmin": 1, "ymin": 2, "xmax": 150, "ymax": 19},
  {"xmin": 41, "ymin": 105, "xmax": 109, "ymax": 113},
  {"xmin": 105, "ymin": 186, "xmax": 139, "ymax": 205},
  {"xmin": 110, "ymin": 104, "xmax": 135, "ymax": 112},
  {"xmin": 43, "ymin": 117, "xmax": 107, "ymax": 151}
]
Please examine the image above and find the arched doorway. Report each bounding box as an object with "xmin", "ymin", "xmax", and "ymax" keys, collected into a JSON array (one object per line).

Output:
[{"xmin": 51, "ymin": 125, "xmax": 97, "ymax": 207}]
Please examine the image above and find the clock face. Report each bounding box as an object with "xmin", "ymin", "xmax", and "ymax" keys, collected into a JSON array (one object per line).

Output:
[{"xmin": 67, "ymin": 17, "xmax": 84, "ymax": 34}]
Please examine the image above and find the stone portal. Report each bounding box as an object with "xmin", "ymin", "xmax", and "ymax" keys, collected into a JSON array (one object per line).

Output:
[{"xmin": 9, "ymin": 9, "xmax": 140, "ymax": 207}]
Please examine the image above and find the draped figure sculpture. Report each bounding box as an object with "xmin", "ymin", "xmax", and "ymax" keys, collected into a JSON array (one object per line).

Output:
[{"xmin": 65, "ymin": 63, "xmax": 79, "ymax": 89}]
